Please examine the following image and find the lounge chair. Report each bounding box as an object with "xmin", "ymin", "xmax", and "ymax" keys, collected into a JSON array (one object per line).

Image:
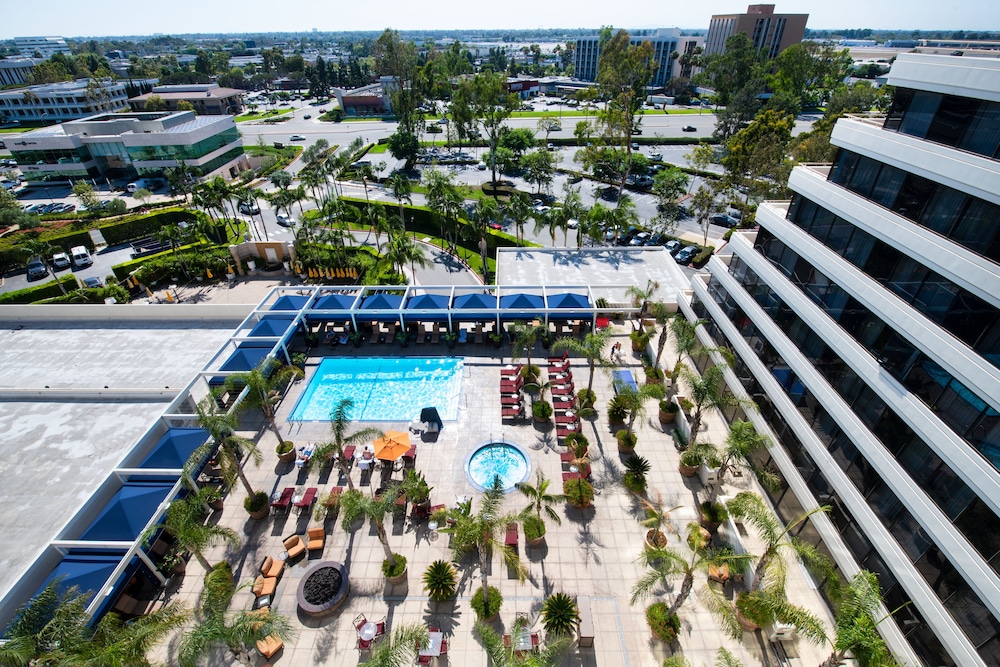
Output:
[
  {"xmin": 252, "ymin": 574, "xmax": 277, "ymax": 597},
  {"xmin": 551, "ymin": 383, "xmax": 576, "ymax": 396},
  {"xmin": 557, "ymin": 424, "xmax": 580, "ymax": 439},
  {"xmin": 270, "ymin": 487, "xmax": 294, "ymax": 513},
  {"xmin": 457, "ymin": 328, "xmax": 468, "ymax": 344},
  {"xmin": 295, "ymin": 487, "xmax": 318, "ymax": 512},
  {"xmin": 555, "ymin": 414, "xmax": 579, "ymax": 425},
  {"xmin": 501, "ymin": 404, "xmax": 524, "ymax": 420},
  {"xmin": 500, "ymin": 364, "xmax": 523, "ymax": 379},
  {"xmin": 260, "ymin": 555, "xmax": 284, "ymax": 579},
  {"xmin": 307, "ymin": 526, "xmax": 325, "ymax": 552},
  {"xmin": 500, "ymin": 395, "xmax": 522, "ymax": 406},
  {"xmin": 283, "ymin": 534, "xmax": 306, "ymax": 560},
  {"xmin": 430, "ymin": 326, "xmax": 441, "ymax": 344},
  {"xmin": 341, "ymin": 445, "xmax": 356, "ymax": 466},
  {"xmin": 403, "ymin": 445, "xmax": 417, "ymax": 468},
  {"xmin": 547, "ymin": 350, "xmax": 569, "ymax": 363},
  {"xmin": 559, "ymin": 451, "xmax": 576, "ymax": 465},
  {"xmin": 505, "ymin": 523, "xmax": 518, "ymax": 550},
  {"xmin": 251, "ymin": 609, "xmax": 284, "ymax": 659}
]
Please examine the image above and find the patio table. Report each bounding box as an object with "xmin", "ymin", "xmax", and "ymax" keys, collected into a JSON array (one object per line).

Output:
[{"xmin": 419, "ymin": 631, "xmax": 443, "ymax": 656}]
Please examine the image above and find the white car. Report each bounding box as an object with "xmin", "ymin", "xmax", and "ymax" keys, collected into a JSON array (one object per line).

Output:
[
  {"xmin": 566, "ymin": 218, "xmax": 578, "ymax": 229},
  {"xmin": 276, "ymin": 213, "xmax": 296, "ymax": 228},
  {"xmin": 52, "ymin": 252, "xmax": 71, "ymax": 270},
  {"xmin": 289, "ymin": 134, "xmax": 306, "ymax": 141}
]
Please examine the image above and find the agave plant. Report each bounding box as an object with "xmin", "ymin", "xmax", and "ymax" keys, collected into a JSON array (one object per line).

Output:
[{"xmin": 422, "ymin": 560, "xmax": 457, "ymax": 603}]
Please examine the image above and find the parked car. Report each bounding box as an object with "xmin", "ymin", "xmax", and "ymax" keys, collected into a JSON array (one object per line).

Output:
[
  {"xmin": 276, "ymin": 213, "xmax": 296, "ymax": 227},
  {"xmin": 629, "ymin": 232, "xmax": 651, "ymax": 246},
  {"xmin": 488, "ymin": 222, "xmax": 502, "ymax": 230},
  {"xmin": 567, "ymin": 218, "xmax": 579, "ymax": 229},
  {"xmin": 674, "ymin": 245, "xmax": 699, "ymax": 264},
  {"xmin": 546, "ymin": 142, "xmax": 555, "ymax": 151},
  {"xmin": 52, "ymin": 252, "xmax": 71, "ymax": 270},
  {"xmin": 710, "ymin": 213, "xmax": 739, "ymax": 228},
  {"xmin": 682, "ymin": 125, "xmax": 697, "ymax": 132},
  {"xmin": 648, "ymin": 233, "xmax": 666, "ymax": 246},
  {"xmin": 83, "ymin": 277, "xmax": 104, "ymax": 288},
  {"xmin": 289, "ymin": 134, "xmax": 306, "ymax": 141},
  {"xmin": 238, "ymin": 201, "xmax": 260, "ymax": 215},
  {"xmin": 631, "ymin": 142, "xmax": 640, "ymax": 150},
  {"xmin": 632, "ymin": 175, "xmax": 654, "ymax": 188},
  {"xmin": 26, "ymin": 259, "xmax": 48, "ymax": 280},
  {"xmin": 664, "ymin": 239, "xmax": 682, "ymax": 256},
  {"xmin": 303, "ymin": 114, "xmax": 312, "ymax": 119},
  {"xmin": 650, "ymin": 152, "xmax": 663, "ymax": 161},
  {"xmin": 437, "ymin": 117, "xmax": 448, "ymax": 124}
]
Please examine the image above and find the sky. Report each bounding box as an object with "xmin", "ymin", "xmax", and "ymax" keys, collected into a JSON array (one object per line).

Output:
[{"xmin": 2, "ymin": 0, "xmax": 998, "ymax": 40}]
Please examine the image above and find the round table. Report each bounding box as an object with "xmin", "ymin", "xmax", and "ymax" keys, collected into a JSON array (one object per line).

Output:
[{"xmin": 359, "ymin": 622, "xmax": 377, "ymax": 641}]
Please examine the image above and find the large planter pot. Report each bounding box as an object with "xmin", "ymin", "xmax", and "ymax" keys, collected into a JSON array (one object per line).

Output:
[
  {"xmin": 209, "ymin": 498, "xmax": 225, "ymax": 512},
  {"xmin": 736, "ymin": 608, "xmax": 761, "ymax": 632},
  {"xmin": 679, "ymin": 462, "xmax": 699, "ymax": 477},
  {"xmin": 525, "ymin": 534, "xmax": 545, "ymax": 547},
  {"xmin": 645, "ymin": 529, "xmax": 668, "ymax": 548},
  {"xmin": 276, "ymin": 443, "xmax": 296, "ymax": 463},
  {"xmin": 248, "ymin": 504, "xmax": 270, "ymax": 520},
  {"xmin": 658, "ymin": 408, "xmax": 676, "ymax": 423},
  {"xmin": 387, "ymin": 568, "xmax": 408, "ymax": 585}
]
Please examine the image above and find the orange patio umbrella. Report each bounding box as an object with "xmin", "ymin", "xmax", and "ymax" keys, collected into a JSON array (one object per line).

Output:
[{"xmin": 372, "ymin": 430, "xmax": 411, "ymax": 461}]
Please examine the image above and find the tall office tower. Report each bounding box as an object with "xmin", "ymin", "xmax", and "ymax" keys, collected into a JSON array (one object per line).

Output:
[
  {"xmin": 704, "ymin": 4, "xmax": 807, "ymax": 58},
  {"xmin": 688, "ymin": 53, "xmax": 1000, "ymax": 665}
]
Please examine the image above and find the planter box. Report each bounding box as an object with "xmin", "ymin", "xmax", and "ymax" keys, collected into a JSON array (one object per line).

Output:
[
  {"xmin": 674, "ymin": 395, "xmax": 692, "ymax": 442},
  {"xmin": 698, "ymin": 461, "xmax": 719, "ymax": 486}
]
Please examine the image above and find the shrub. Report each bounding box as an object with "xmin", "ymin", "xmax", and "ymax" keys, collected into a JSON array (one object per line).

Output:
[
  {"xmin": 700, "ymin": 500, "xmax": 729, "ymax": 525},
  {"xmin": 540, "ymin": 592, "xmax": 580, "ymax": 637},
  {"xmin": 381, "ymin": 553, "xmax": 407, "ymax": 578},
  {"xmin": 659, "ymin": 399, "xmax": 679, "ymax": 414},
  {"xmin": 423, "ymin": 560, "xmax": 458, "ymax": 602},
  {"xmin": 616, "ymin": 429, "xmax": 637, "ymax": 450},
  {"xmin": 645, "ymin": 602, "xmax": 681, "ymax": 642},
  {"xmin": 607, "ymin": 395, "xmax": 628, "ymax": 423},
  {"xmin": 243, "ymin": 491, "xmax": 268, "ymax": 513},
  {"xmin": 623, "ymin": 454, "xmax": 651, "ymax": 495},
  {"xmin": 470, "ymin": 585, "xmax": 503, "ymax": 619},
  {"xmin": 531, "ymin": 399, "xmax": 553, "ymax": 420},
  {"xmin": 563, "ymin": 477, "xmax": 594, "ymax": 508},
  {"xmin": 0, "ymin": 275, "xmax": 78, "ymax": 304},
  {"xmin": 523, "ymin": 514, "xmax": 545, "ymax": 541},
  {"xmin": 691, "ymin": 247, "xmax": 714, "ymax": 268}
]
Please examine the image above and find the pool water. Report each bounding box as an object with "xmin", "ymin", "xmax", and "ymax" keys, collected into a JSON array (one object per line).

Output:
[
  {"xmin": 290, "ymin": 357, "xmax": 463, "ymax": 422},
  {"xmin": 465, "ymin": 441, "xmax": 530, "ymax": 493}
]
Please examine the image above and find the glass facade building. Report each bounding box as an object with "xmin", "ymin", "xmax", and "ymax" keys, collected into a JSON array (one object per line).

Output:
[{"xmin": 687, "ymin": 53, "xmax": 1000, "ymax": 666}]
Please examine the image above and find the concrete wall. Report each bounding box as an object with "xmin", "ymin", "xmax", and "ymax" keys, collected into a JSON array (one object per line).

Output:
[{"xmin": 0, "ymin": 303, "xmax": 253, "ymax": 322}]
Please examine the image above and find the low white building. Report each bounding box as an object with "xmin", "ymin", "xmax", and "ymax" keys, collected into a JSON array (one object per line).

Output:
[
  {"xmin": 0, "ymin": 58, "xmax": 43, "ymax": 87},
  {"xmin": 14, "ymin": 36, "xmax": 71, "ymax": 58},
  {"xmin": 0, "ymin": 79, "xmax": 130, "ymax": 124}
]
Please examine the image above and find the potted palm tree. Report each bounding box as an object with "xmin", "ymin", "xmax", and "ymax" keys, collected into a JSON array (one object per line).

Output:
[
  {"xmin": 699, "ymin": 498, "xmax": 729, "ymax": 532},
  {"xmin": 244, "ymin": 491, "xmax": 270, "ymax": 520},
  {"xmin": 340, "ymin": 487, "xmax": 408, "ymax": 583},
  {"xmin": 444, "ymin": 331, "xmax": 458, "ymax": 349},
  {"xmin": 563, "ymin": 477, "xmax": 594, "ymax": 509},
  {"xmin": 629, "ymin": 328, "xmax": 652, "ymax": 353},
  {"xmin": 224, "ymin": 359, "xmax": 303, "ymax": 448},
  {"xmin": 516, "ymin": 470, "xmax": 565, "ymax": 546},
  {"xmin": 640, "ymin": 493, "xmax": 680, "ymax": 548},
  {"xmin": 658, "ymin": 399, "xmax": 678, "ymax": 423},
  {"xmin": 275, "ymin": 440, "xmax": 296, "ymax": 463},
  {"xmin": 400, "ymin": 469, "xmax": 433, "ymax": 517},
  {"xmin": 422, "ymin": 560, "xmax": 458, "ymax": 603},
  {"xmin": 540, "ymin": 592, "xmax": 580, "ymax": 638},
  {"xmin": 614, "ymin": 382, "xmax": 665, "ymax": 453},
  {"xmin": 622, "ymin": 454, "xmax": 651, "ymax": 495},
  {"xmin": 532, "ymin": 398, "xmax": 553, "ymax": 423}
]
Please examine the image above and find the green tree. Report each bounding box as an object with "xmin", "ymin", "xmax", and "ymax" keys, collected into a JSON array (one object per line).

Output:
[
  {"xmin": 498, "ymin": 127, "xmax": 536, "ymax": 158},
  {"xmin": 690, "ymin": 184, "xmax": 722, "ymax": 247},
  {"xmin": 632, "ymin": 521, "xmax": 754, "ymax": 616},
  {"xmin": 521, "ymin": 149, "xmax": 557, "ymax": 194},
  {"xmin": 159, "ymin": 487, "xmax": 241, "ymax": 571},
  {"xmin": 468, "ymin": 72, "xmax": 520, "ymax": 186},
  {"xmin": 550, "ymin": 327, "xmax": 613, "ymax": 397},
  {"xmin": 651, "ymin": 166, "xmax": 688, "ymax": 232},
  {"xmin": 386, "ymin": 130, "xmax": 420, "ymax": 169},
  {"xmin": 311, "ymin": 398, "xmax": 384, "ymax": 491},
  {"xmin": 722, "ymin": 109, "xmax": 795, "ymax": 209},
  {"xmin": 516, "ymin": 469, "xmax": 565, "ymax": 525},
  {"xmin": 373, "ymin": 29, "xmax": 422, "ymax": 135},
  {"xmin": 192, "ymin": 398, "xmax": 260, "ymax": 496},
  {"xmin": 365, "ymin": 623, "xmax": 430, "ymax": 667},
  {"xmin": 615, "ymin": 382, "xmax": 665, "ymax": 442},
  {"xmin": 178, "ymin": 562, "xmax": 296, "ymax": 667},
  {"xmin": 441, "ymin": 480, "xmax": 527, "ymax": 615},
  {"xmin": 475, "ymin": 615, "xmax": 571, "ymax": 667},
  {"xmin": 707, "ymin": 419, "xmax": 779, "ymax": 504},
  {"xmin": 143, "ymin": 94, "xmax": 166, "ymax": 111},
  {"xmin": 386, "ymin": 172, "xmax": 412, "ymax": 230},
  {"xmin": 0, "ymin": 580, "xmax": 188, "ymax": 666},
  {"xmin": 504, "ymin": 192, "xmax": 532, "ymax": 246},
  {"xmin": 824, "ymin": 571, "xmax": 900, "ymax": 667},
  {"xmin": 224, "ymin": 360, "xmax": 302, "ymax": 446},
  {"xmin": 509, "ymin": 322, "xmax": 549, "ymax": 377},
  {"xmin": 676, "ymin": 361, "xmax": 755, "ymax": 449},
  {"xmin": 339, "ymin": 486, "xmax": 404, "ymax": 573},
  {"xmin": 72, "ymin": 180, "xmax": 101, "ymax": 217}
]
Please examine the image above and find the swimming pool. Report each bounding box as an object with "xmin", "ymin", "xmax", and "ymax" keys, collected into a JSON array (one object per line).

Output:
[{"xmin": 290, "ymin": 357, "xmax": 464, "ymax": 422}]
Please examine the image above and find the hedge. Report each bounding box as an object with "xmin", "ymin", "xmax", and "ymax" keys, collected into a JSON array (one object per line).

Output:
[{"xmin": 0, "ymin": 274, "xmax": 79, "ymax": 304}]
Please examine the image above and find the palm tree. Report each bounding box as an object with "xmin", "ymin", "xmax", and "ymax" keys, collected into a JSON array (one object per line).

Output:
[
  {"xmin": 708, "ymin": 419, "xmax": 779, "ymax": 504},
  {"xmin": 550, "ymin": 327, "xmax": 613, "ymax": 399},
  {"xmin": 475, "ymin": 616, "xmax": 571, "ymax": 667},
  {"xmin": 311, "ymin": 398, "xmax": 383, "ymax": 491},
  {"xmin": 540, "ymin": 592, "xmax": 580, "ymax": 638},
  {"xmin": 192, "ymin": 398, "xmax": 261, "ymax": 496},
  {"xmin": 224, "ymin": 360, "xmax": 302, "ymax": 446},
  {"xmin": 615, "ymin": 382, "xmax": 665, "ymax": 442},
  {"xmin": 178, "ymin": 562, "xmax": 296, "ymax": 667},
  {"xmin": 441, "ymin": 479, "xmax": 527, "ymax": 616},
  {"xmin": 561, "ymin": 183, "xmax": 587, "ymax": 247},
  {"xmin": 668, "ymin": 315, "xmax": 707, "ymax": 376},
  {"xmin": 505, "ymin": 192, "xmax": 532, "ymax": 246},
  {"xmin": 467, "ymin": 197, "xmax": 499, "ymax": 280},
  {"xmin": 631, "ymin": 522, "xmax": 754, "ymax": 616},
  {"xmin": 365, "ymin": 624, "xmax": 430, "ymax": 667},
  {"xmin": 509, "ymin": 322, "xmax": 549, "ymax": 379},
  {"xmin": 385, "ymin": 232, "xmax": 428, "ymax": 279},
  {"xmin": 20, "ymin": 238, "xmax": 67, "ymax": 295},
  {"xmin": 386, "ymin": 172, "xmax": 412, "ymax": 231},
  {"xmin": 677, "ymin": 362, "xmax": 755, "ymax": 449},
  {"xmin": 625, "ymin": 278, "xmax": 659, "ymax": 324},
  {"xmin": 823, "ymin": 570, "xmax": 899, "ymax": 667},
  {"xmin": 638, "ymin": 492, "xmax": 682, "ymax": 546},
  {"xmin": 0, "ymin": 580, "xmax": 189, "ymax": 666},
  {"xmin": 159, "ymin": 487, "xmax": 240, "ymax": 570},
  {"xmin": 516, "ymin": 470, "xmax": 565, "ymax": 526},
  {"xmin": 726, "ymin": 491, "xmax": 836, "ymax": 596},
  {"xmin": 339, "ymin": 486, "xmax": 404, "ymax": 573}
]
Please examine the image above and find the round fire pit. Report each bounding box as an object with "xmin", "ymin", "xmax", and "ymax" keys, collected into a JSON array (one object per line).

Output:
[{"xmin": 296, "ymin": 560, "xmax": 349, "ymax": 617}]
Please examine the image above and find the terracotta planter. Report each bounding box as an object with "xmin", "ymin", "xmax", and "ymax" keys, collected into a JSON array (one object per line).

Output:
[
  {"xmin": 679, "ymin": 462, "xmax": 699, "ymax": 477},
  {"xmin": 645, "ymin": 529, "xmax": 668, "ymax": 548},
  {"xmin": 736, "ymin": 608, "xmax": 761, "ymax": 632},
  {"xmin": 526, "ymin": 535, "xmax": 545, "ymax": 547},
  {"xmin": 276, "ymin": 442, "xmax": 296, "ymax": 462},
  {"xmin": 386, "ymin": 568, "xmax": 408, "ymax": 585},
  {"xmin": 658, "ymin": 409, "xmax": 676, "ymax": 423},
  {"xmin": 248, "ymin": 504, "xmax": 270, "ymax": 520},
  {"xmin": 209, "ymin": 498, "xmax": 225, "ymax": 512}
]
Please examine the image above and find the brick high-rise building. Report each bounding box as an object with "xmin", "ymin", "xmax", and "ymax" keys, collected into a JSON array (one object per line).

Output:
[{"xmin": 704, "ymin": 4, "xmax": 807, "ymax": 58}]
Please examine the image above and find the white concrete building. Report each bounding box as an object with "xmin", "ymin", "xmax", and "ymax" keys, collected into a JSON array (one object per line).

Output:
[
  {"xmin": 0, "ymin": 79, "xmax": 129, "ymax": 124},
  {"xmin": 688, "ymin": 53, "xmax": 1000, "ymax": 665},
  {"xmin": 0, "ymin": 58, "xmax": 43, "ymax": 87},
  {"xmin": 573, "ymin": 29, "xmax": 703, "ymax": 88},
  {"xmin": 14, "ymin": 36, "xmax": 71, "ymax": 58}
]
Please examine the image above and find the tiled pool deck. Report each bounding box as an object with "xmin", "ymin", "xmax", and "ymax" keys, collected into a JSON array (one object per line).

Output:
[{"xmin": 155, "ymin": 327, "xmax": 835, "ymax": 667}]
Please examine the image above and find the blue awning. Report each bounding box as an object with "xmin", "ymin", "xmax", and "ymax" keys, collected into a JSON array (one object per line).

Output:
[
  {"xmin": 500, "ymin": 293, "xmax": 545, "ymax": 310},
  {"xmin": 453, "ymin": 293, "xmax": 497, "ymax": 321},
  {"xmin": 547, "ymin": 292, "xmax": 591, "ymax": 320},
  {"xmin": 269, "ymin": 295, "xmax": 309, "ymax": 311},
  {"xmin": 220, "ymin": 345, "xmax": 270, "ymax": 373},
  {"xmin": 314, "ymin": 294, "xmax": 358, "ymax": 311},
  {"xmin": 404, "ymin": 294, "xmax": 451, "ymax": 321},
  {"xmin": 37, "ymin": 554, "xmax": 125, "ymax": 603},
  {"xmin": 360, "ymin": 294, "xmax": 403, "ymax": 322},
  {"xmin": 137, "ymin": 428, "xmax": 208, "ymax": 470},
  {"xmin": 248, "ymin": 316, "xmax": 295, "ymax": 337},
  {"xmin": 79, "ymin": 482, "xmax": 176, "ymax": 542}
]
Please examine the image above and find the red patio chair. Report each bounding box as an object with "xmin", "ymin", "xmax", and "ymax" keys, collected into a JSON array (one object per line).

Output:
[
  {"xmin": 270, "ymin": 487, "xmax": 294, "ymax": 513},
  {"xmin": 505, "ymin": 523, "xmax": 518, "ymax": 549},
  {"xmin": 503, "ymin": 634, "xmax": 512, "ymax": 648},
  {"xmin": 403, "ymin": 445, "xmax": 417, "ymax": 468},
  {"xmin": 294, "ymin": 487, "xmax": 317, "ymax": 512},
  {"xmin": 357, "ymin": 637, "xmax": 372, "ymax": 651},
  {"xmin": 531, "ymin": 633, "xmax": 539, "ymax": 648},
  {"xmin": 551, "ymin": 383, "xmax": 575, "ymax": 396},
  {"xmin": 428, "ymin": 626, "xmax": 440, "ymax": 632},
  {"xmin": 354, "ymin": 613, "xmax": 368, "ymax": 631},
  {"xmin": 547, "ymin": 350, "xmax": 568, "ymax": 363},
  {"xmin": 500, "ymin": 364, "xmax": 523, "ymax": 379},
  {"xmin": 342, "ymin": 445, "xmax": 356, "ymax": 468},
  {"xmin": 596, "ymin": 316, "xmax": 610, "ymax": 329},
  {"xmin": 555, "ymin": 414, "xmax": 579, "ymax": 425},
  {"xmin": 417, "ymin": 655, "xmax": 432, "ymax": 665},
  {"xmin": 500, "ymin": 395, "xmax": 522, "ymax": 406},
  {"xmin": 440, "ymin": 639, "xmax": 449, "ymax": 654},
  {"xmin": 375, "ymin": 617, "xmax": 386, "ymax": 637},
  {"xmin": 559, "ymin": 451, "xmax": 575, "ymax": 464}
]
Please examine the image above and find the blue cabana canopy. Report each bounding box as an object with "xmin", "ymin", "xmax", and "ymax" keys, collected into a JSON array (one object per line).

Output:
[
  {"xmin": 612, "ymin": 369, "xmax": 639, "ymax": 394},
  {"xmin": 248, "ymin": 316, "xmax": 295, "ymax": 337},
  {"xmin": 360, "ymin": 294, "xmax": 403, "ymax": 321},
  {"xmin": 314, "ymin": 294, "xmax": 358, "ymax": 311},
  {"xmin": 500, "ymin": 293, "xmax": 544, "ymax": 310},
  {"xmin": 453, "ymin": 293, "xmax": 497, "ymax": 321},
  {"xmin": 38, "ymin": 554, "xmax": 126, "ymax": 603},
  {"xmin": 137, "ymin": 428, "xmax": 208, "ymax": 470},
  {"xmin": 79, "ymin": 482, "xmax": 176, "ymax": 542},
  {"xmin": 219, "ymin": 345, "xmax": 270, "ymax": 373},
  {"xmin": 269, "ymin": 295, "xmax": 309, "ymax": 311},
  {"xmin": 404, "ymin": 294, "xmax": 451, "ymax": 322},
  {"xmin": 547, "ymin": 292, "xmax": 591, "ymax": 319}
]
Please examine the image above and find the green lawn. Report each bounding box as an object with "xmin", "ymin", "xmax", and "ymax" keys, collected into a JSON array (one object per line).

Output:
[
  {"xmin": 367, "ymin": 143, "xmax": 389, "ymax": 153},
  {"xmin": 0, "ymin": 127, "xmax": 27, "ymax": 134},
  {"xmin": 235, "ymin": 108, "xmax": 293, "ymax": 123}
]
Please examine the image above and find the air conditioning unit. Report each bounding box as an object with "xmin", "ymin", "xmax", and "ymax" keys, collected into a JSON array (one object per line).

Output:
[{"xmin": 768, "ymin": 623, "xmax": 796, "ymax": 642}]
